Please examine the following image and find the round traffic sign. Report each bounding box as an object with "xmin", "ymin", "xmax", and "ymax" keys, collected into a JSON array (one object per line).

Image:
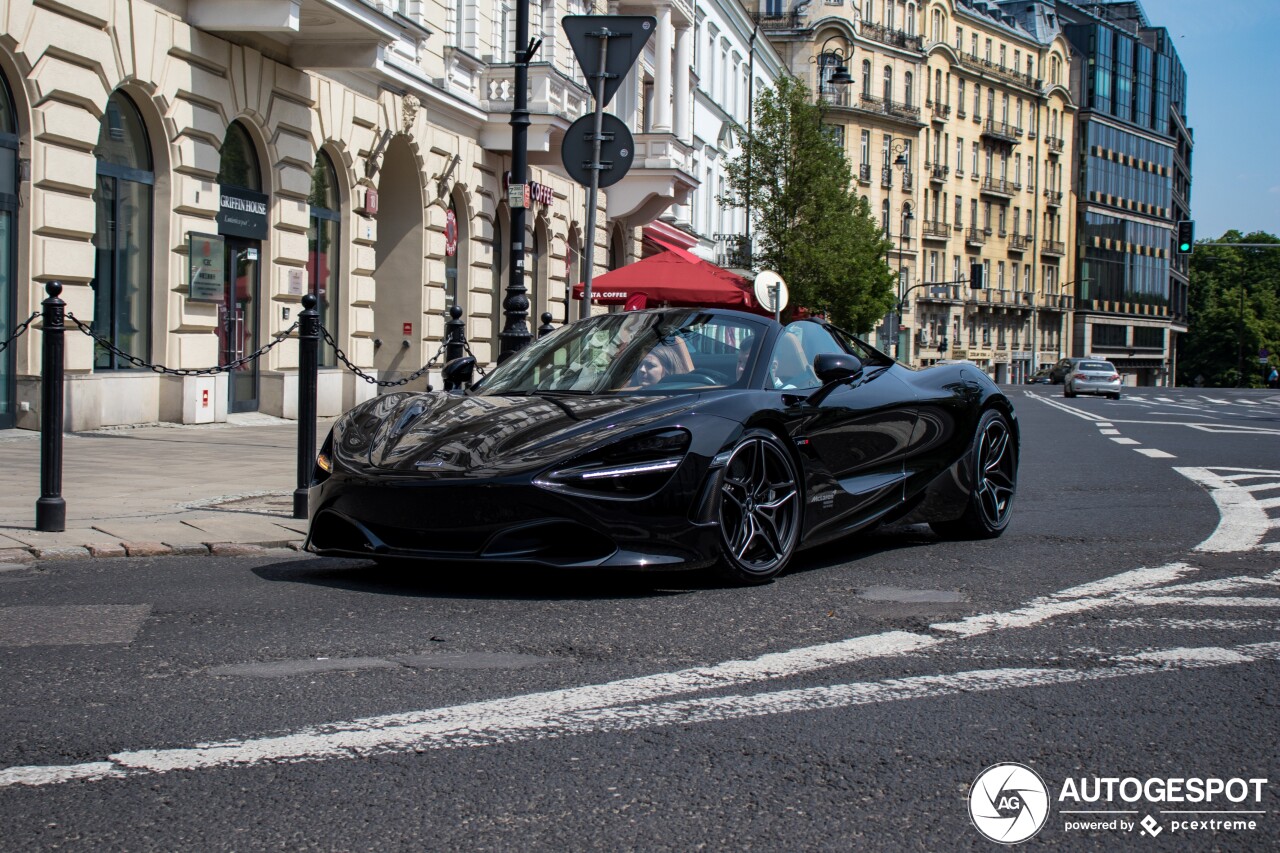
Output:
[{"xmin": 753, "ymin": 270, "xmax": 789, "ymax": 314}]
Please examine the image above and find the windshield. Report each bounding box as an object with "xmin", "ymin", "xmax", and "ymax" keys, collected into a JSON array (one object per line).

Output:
[{"xmin": 477, "ymin": 310, "xmax": 770, "ymax": 396}]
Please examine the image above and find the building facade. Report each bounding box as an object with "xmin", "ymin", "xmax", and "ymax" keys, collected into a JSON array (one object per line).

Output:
[
  {"xmin": 760, "ymin": 0, "xmax": 1078, "ymax": 384},
  {"xmin": 0, "ymin": 0, "xmax": 735, "ymax": 431},
  {"xmin": 1058, "ymin": 0, "xmax": 1191, "ymax": 386}
]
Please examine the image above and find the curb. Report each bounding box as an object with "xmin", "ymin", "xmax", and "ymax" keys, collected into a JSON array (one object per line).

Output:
[{"xmin": 0, "ymin": 540, "xmax": 307, "ymax": 565}]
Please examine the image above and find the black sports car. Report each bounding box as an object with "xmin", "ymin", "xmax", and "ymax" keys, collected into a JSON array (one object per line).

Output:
[{"xmin": 305, "ymin": 308, "xmax": 1018, "ymax": 584}]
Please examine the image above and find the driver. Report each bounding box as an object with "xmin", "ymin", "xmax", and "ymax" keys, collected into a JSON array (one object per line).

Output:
[{"xmin": 629, "ymin": 342, "xmax": 688, "ymax": 388}]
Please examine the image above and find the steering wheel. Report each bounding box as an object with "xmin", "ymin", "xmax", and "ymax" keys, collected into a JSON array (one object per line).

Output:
[{"xmin": 679, "ymin": 369, "xmax": 730, "ymax": 386}]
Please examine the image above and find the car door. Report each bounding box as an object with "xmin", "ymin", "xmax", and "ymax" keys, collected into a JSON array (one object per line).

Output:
[{"xmin": 771, "ymin": 322, "xmax": 919, "ymax": 538}]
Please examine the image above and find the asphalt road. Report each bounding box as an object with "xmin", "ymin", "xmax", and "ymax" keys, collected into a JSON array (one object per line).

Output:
[{"xmin": 1, "ymin": 387, "xmax": 1277, "ymax": 851}]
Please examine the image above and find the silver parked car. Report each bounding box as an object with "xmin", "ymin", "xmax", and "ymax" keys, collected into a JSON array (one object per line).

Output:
[{"xmin": 1064, "ymin": 360, "xmax": 1122, "ymax": 400}]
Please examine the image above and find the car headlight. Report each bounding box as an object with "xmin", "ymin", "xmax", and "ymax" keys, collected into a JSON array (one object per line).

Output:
[
  {"xmin": 534, "ymin": 429, "xmax": 691, "ymax": 499},
  {"xmin": 313, "ymin": 430, "xmax": 335, "ymax": 483}
]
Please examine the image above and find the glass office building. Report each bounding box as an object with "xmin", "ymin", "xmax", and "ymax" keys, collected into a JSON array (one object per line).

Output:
[{"xmin": 1059, "ymin": 1, "xmax": 1191, "ymax": 386}]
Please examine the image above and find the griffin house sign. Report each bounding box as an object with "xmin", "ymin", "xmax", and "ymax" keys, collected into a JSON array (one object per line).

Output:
[{"xmin": 217, "ymin": 185, "xmax": 270, "ymax": 240}]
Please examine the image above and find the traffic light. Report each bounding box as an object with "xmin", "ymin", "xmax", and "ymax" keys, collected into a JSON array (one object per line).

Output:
[
  {"xmin": 1176, "ymin": 220, "xmax": 1194, "ymax": 254},
  {"xmin": 969, "ymin": 261, "xmax": 984, "ymax": 289}
]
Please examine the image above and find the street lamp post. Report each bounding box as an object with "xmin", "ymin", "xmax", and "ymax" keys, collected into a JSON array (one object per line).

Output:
[
  {"xmin": 893, "ymin": 204, "xmax": 914, "ymax": 361},
  {"xmin": 811, "ymin": 35, "xmax": 855, "ymax": 99}
]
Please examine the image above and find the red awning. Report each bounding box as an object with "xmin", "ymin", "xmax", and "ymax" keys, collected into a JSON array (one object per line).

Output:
[{"xmin": 572, "ymin": 246, "xmax": 769, "ymax": 316}]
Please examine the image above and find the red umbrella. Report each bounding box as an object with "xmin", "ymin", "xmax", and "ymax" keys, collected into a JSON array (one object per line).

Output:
[{"xmin": 572, "ymin": 243, "xmax": 770, "ymax": 316}]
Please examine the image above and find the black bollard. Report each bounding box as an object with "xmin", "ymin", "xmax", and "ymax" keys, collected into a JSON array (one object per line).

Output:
[
  {"xmin": 293, "ymin": 294, "xmax": 319, "ymax": 519},
  {"xmin": 36, "ymin": 282, "xmax": 66, "ymax": 532},
  {"xmin": 443, "ymin": 305, "xmax": 465, "ymax": 391},
  {"xmin": 538, "ymin": 312, "xmax": 555, "ymax": 338}
]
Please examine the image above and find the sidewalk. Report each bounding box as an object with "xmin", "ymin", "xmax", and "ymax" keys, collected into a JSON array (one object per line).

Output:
[{"xmin": 0, "ymin": 414, "xmax": 334, "ymax": 564}]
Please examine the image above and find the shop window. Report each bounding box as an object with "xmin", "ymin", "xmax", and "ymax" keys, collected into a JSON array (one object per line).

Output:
[
  {"xmin": 92, "ymin": 91, "xmax": 154, "ymax": 370},
  {"xmin": 308, "ymin": 151, "xmax": 341, "ymax": 367}
]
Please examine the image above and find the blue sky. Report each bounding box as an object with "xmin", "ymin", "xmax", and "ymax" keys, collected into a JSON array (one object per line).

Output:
[{"xmin": 1148, "ymin": 0, "xmax": 1280, "ymax": 238}]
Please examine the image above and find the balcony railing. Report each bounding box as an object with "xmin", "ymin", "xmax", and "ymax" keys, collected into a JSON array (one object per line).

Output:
[
  {"xmin": 881, "ymin": 165, "xmax": 893, "ymax": 188},
  {"xmin": 859, "ymin": 20, "xmax": 923, "ymax": 52},
  {"xmin": 818, "ymin": 88, "xmax": 851, "ymax": 107},
  {"xmin": 928, "ymin": 164, "xmax": 949, "ymax": 183},
  {"xmin": 923, "ymin": 220, "xmax": 950, "ymax": 240},
  {"xmin": 902, "ymin": 170, "xmax": 914, "ymax": 192},
  {"xmin": 858, "ymin": 162, "xmax": 872, "ymax": 184},
  {"xmin": 931, "ymin": 103, "xmax": 951, "ymax": 122},
  {"xmin": 714, "ymin": 234, "xmax": 751, "ymax": 269},
  {"xmin": 981, "ymin": 118, "xmax": 1022, "ymax": 144},
  {"xmin": 1044, "ymin": 189, "xmax": 1063, "ymax": 206},
  {"xmin": 857, "ymin": 93, "xmax": 922, "ymax": 123},
  {"xmin": 755, "ymin": 11, "xmax": 806, "ymax": 31},
  {"xmin": 1008, "ymin": 233, "xmax": 1031, "ymax": 252},
  {"xmin": 980, "ymin": 176, "xmax": 1016, "ymax": 197},
  {"xmin": 965, "ymin": 227, "xmax": 987, "ymax": 246},
  {"xmin": 955, "ymin": 52, "xmax": 1042, "ymax": 91},
  {"xmin": 1042, "ymin": 239, "xmax": 1066, "ymax": 255},
  {"xmin": 1047, "ymin": 135, "xmax": 1064, "ymax": 154}
]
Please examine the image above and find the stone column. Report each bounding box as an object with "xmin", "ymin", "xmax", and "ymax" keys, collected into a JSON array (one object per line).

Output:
[
  {"xmin": 653, "ymin": 2, "xmax": 673, "ymax": 133},
  {"xmin": 674, "ymin": 23, "xmax": 693, "ymax": 142}
]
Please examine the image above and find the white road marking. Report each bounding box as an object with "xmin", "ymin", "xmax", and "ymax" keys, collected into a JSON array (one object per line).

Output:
[
  {"xmin": 1135, "ymin": 448, "xmax": 1176, "ymax": 458},
  {"xmin": 3, "ymin": 641, "xmax": 1277, "ymax": 788},
  {"xmin": 1200, "ymin": 396, "xmax": 1230, "ymax": 404},
  {"xmin": 1101, "ymin": 618, "xmax": 1279, "ymax": 631},
  {"xmin": 1237, "ymin": 400, "xmax": 1259, "ymax": 406},
  {"xmin": 1124, "ymin": 595, "xmax": 1280, "ymax": 608},
  {"xmin": 1031, "ymin": 394, "xmax": 1280, "ymax": 435},
  {"xmin": 1111, "ymin": 437, "xmax": 1140, "ymax": 445},
  {"xmin": 1154, "ymin": 397, "xmax": 1176, "ymax": 403},
  {"xmin": 1100, "ymin": 428, "xmax": 1121, "ymax": 435},
  {"xmin": 1176, "ymin": 467, "xmax": 1280, "ymax": 553},
  {"xmin": 1095, "ymin": 422, "xmax": 1113, "ymax": 427}
]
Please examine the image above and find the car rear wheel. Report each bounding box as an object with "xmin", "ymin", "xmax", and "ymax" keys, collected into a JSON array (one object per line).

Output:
[
  {"xmin": 1109, "ymin": 392, "xmax": 1121, "ymax": 400},
  {"xmin": 1064, "ymin": 384, "xmax": 1076, "ymax": 398},
  {"xmin": 712, "ymin": 429, "xmax": 801, "ymax": 585},
  {"xmin": 931, "ymin": 409, "xmax": 1017, "ymax": 540}
]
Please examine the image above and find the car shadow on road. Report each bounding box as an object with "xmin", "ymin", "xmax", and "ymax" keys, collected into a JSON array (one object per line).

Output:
[
  {"xmin": 251, "ymin": 523, "xmax": 947, "ymax": 600},
  {"xmin": 251, "ymin": 556, "xmax": 725, "ymax": 601}
]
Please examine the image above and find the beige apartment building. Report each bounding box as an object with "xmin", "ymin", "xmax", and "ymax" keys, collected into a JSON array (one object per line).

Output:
[
  {"xmin": 0, "ymin": 0, "xmax": 703, "ymax": 431},
  {"xmin": 762, "ymin": 0, "xmax": 1077, "ymax": 383}
]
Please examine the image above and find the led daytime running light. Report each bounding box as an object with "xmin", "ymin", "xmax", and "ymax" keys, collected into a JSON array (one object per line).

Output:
[{"xmin": 578, "ymin": 459, "xmax": 681, "ymax": 480}]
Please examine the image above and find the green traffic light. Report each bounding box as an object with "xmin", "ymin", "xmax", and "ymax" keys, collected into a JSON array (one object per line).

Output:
[{"xmin": 1179, "ymin": 242, "xmax": 1191, "ymax": 252}]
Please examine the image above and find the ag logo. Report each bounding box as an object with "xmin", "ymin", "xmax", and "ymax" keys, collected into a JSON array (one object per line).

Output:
[{"xmin": 968, "ymin": 763, "xmax": 1050, "ymax": 844}]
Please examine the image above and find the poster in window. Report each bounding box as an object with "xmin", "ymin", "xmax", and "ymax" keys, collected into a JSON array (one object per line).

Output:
[{"xmin": 188, "ymin": 232, "xmax": 225, "ymax": 303}]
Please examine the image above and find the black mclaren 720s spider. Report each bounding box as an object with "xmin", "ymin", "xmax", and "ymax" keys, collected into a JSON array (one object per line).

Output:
[{"xmin": 305, "ymin": 307, "xmax": 1018, "ymax": 584}]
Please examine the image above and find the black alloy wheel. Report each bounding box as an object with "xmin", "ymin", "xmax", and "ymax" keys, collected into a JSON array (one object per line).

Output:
[
  {"xmin": 931, "ymin": 408, "xmax": 1017, "ymax": 540},
  {"xmin": 713, "ymin": 428, "xmax": 801, "ymax": 584}
]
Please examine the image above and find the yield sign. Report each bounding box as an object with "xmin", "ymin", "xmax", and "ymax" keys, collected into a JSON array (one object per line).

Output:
[{"xmin": 561, "ymin": 15, "xmax": 655, "ymax": 108}]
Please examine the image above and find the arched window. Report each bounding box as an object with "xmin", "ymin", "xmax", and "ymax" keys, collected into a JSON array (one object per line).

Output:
[
  {"xmin": 444, "ymin": 199, "xmax": 460, "ymax": 310},
  {"xmin": 861, "ymin": 60, "xmax": 872, "ymax": 97},
  {"xmin": 0, "ymin": 75, "xmax": 17, "ymax": 428},
  {"xmin": 883, "ymin": 65, "xmax": 893, "ymax": 102},
  {"xmin": 529, "ymin": 218, "xmax": 544, "ymax": 319},
  {"xmin": 217, "ymin": 122, "xmax": 261, "ymax": 191},
  {"xmin": 308, "ymin": 150, "xmax": 340, "ymax": 368},
  {"xmin": 92, "ymin": 91, "xmax": 153, "ymax": 369},
  {"xmin": 491, "ymin": 209, "xmax": 505, "ymax": 351}
]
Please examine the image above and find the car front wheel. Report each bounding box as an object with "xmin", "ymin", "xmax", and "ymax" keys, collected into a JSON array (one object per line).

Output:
[
  {"xmin": 712, "ymin": 429, "xmax": 802, "ymax": 585},
  {"xmin": 931, "ymin": 408, "xmax": 1017, "ymax": 540}
]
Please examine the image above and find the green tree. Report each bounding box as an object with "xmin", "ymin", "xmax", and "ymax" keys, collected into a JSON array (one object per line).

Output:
[
  {"xmin": 723, "ymin": 76, "xmax": 895, "ymax": 334},
  {"xmin": 1181, "ymin": 230, "xmax": 1280, "ymax": 387}
]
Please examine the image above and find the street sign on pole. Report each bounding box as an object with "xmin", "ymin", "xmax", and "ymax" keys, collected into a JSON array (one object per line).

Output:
[
  {"xmin": 562, "ymin": 16, "xmax": 654, "ymax": 108},
  {"xmin": 561, "ymin": 113, "xmax": 634, "ymax": 188},
  {"xmin": 562, "ymin": 15, "xmax": 655, "ymax": 310}
]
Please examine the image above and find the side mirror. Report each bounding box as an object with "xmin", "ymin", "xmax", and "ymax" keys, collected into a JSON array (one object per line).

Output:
[
  {"xmin": 441, "ymin": 355, "xmax": 476, "ymax": 392},
  {"xmin": 814, "ymin": 352, "xmax": 863, "ymax": 384}
]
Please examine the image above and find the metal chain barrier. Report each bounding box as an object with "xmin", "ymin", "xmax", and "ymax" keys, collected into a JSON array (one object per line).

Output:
[
  {"xmin": 320, "ymin": 325, "xmax": 446, "ymax": 388},
  {"xmin": 460, "ymin": 339, "xmax": 488, "ymax": 377},
  {"xmin": 66, "ymin": 312, "xmax": 300, "ymax": 376},
  {"xmin": 0, "ymin": 311, "xmax": 40, "ymax": 355}
]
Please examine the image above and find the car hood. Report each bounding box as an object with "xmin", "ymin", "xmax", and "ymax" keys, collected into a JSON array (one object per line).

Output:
[{"xmin": 351, "ymin": 391, "xmax": 703, "ymax": 476}]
